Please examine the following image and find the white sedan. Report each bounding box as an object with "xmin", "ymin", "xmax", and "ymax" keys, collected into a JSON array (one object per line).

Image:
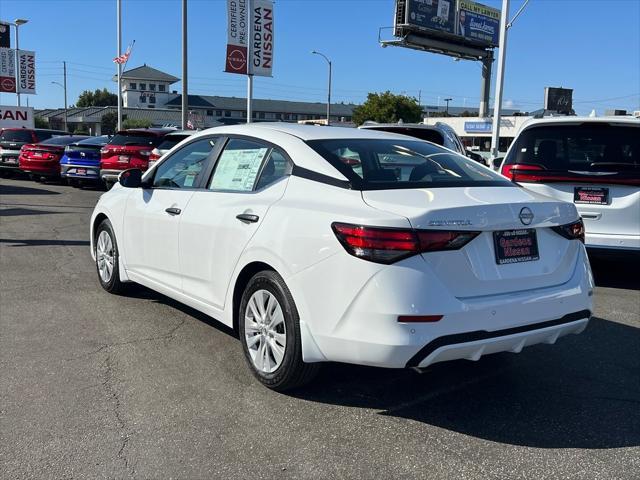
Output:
[{"xmin": 90, "ymin": 123, "xmax": 593, "ymax": 391}]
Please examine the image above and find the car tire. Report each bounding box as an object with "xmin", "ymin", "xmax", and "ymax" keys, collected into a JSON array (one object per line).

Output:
[
  {"xmin": 239, "ymin": 271, "xmax": 320, "ymax": 391},
  {"xmin": 95, "ymin": 219, "xmax": 127, "ymax": 294},
  {"xmin": 67, "ymin": 178, "xmax": 79, "ymax": 187}
]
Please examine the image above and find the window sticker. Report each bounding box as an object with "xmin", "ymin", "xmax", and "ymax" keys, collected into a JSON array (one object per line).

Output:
[{"xmin": 211, "ymin": 147, "xmax": 268, "ymax": 191}]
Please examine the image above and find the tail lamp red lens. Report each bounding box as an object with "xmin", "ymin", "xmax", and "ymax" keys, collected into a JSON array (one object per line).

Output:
[
  {"xmin": 397, "ymin": 315, "xmax": 443, "ymax": 323},
  {"xmin": 551, "ymin": 219, "xmax": 585, "ymax": 243},
  {"xmin": 501, "ymin": 163, "xmax": 545, "ymax": 181},
  {"xmin": 332, "ymin": 223, "xmax": 480, "ymax": 264}
]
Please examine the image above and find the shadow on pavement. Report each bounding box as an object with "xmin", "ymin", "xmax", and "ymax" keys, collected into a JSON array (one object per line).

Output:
[
  {"xmin": 290, "ymin": 317, "xmax": 640, "ymax": 449},
  {"xmin": 589, "ymin": 252, "xmax": 640, "ymax": 290},
  {"xmin": 0, "ymin": 238, "xmax": 90, "ymax": 246},
  {"xmin": 0, "ymin": 183, "xmax": 61, "ymax": 196}
]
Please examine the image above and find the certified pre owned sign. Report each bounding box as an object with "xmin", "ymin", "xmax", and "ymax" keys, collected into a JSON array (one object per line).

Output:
[{"xmin": 519, "ymin": 207, "xmax": 534, "ymax": 226}]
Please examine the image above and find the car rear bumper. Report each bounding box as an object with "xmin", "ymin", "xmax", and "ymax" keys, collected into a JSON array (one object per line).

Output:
[
  {"xmin": 585, "ymin": 232, "xmax": 640, "ymax": 251},
  {"xmin": 61, "ymin": 163, "xmax": 101, "ymax": 180},
  {"xmin": 100, "ymin": 169, "xmax": 124, "ymax": 182},
  {"xmin": 299, "ymin": 246, "xmax": 593, "ymax": 368},
  {"xmin": 19, "ymin": 159, "xmax": 60, "ymax": 176},
  {"xmin": 0, "ymin": 151, "xmax": 22, "ymax": 171}
]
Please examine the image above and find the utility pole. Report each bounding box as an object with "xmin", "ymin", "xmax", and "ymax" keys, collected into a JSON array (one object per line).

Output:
[
  {"xmin": 444, "ymin": 98, "xmax": 452, "ymax": 115},
  {"xmin": 490, "ymin": 0, "xmax": 510, "ymax": 159},
  {"xmin": 63, "ymin": 61, "xmax": 68, "ymax": 131},
  {"xmin": 181, "ymin": 0, "xmax": 188, "ymax": 129},
  {"xmin": 11, "ymin": 19, "xmax": 29, "ymax": 106},
  {"xmin": 116, "ymin": 0, "xmax": 123, "ymax": 131},
  {"xmin": 479, "ymin": 53, "xmax": 493, "ymax": 118}
]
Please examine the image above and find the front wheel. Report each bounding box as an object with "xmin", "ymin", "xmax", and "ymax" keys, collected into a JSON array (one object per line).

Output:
[
  {"xmin": 95, "ymin": 219, "xmax": 126, "ymax": 294},
  {"xmin": 239, "ymin": 271, "xmax": 320, "ymax": 391}
]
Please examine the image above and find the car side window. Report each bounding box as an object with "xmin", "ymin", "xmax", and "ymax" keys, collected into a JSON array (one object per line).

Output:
[
  {"xmin": 255, "ymin": 148, "xmax": 292, "ymax": 190},
  {"xmin": 208, "ymin": 139, "xmax": 269, "ymax": 192},
  {"xmin": 153, "ymin": 137, "xmax": 217, "ymax": 189}
]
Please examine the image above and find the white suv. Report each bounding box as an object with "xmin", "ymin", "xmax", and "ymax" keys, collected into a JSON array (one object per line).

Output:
[{"xmin": 500, "ymin": 117, "xmax": 639, "ymax": 252}]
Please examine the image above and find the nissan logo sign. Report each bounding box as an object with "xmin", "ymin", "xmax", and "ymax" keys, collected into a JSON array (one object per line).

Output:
[{"xmin": 519, "ymin": 207, "xmax": 534, "ymax": 225}]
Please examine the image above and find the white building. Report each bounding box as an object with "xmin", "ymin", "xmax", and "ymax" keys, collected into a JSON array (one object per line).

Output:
[{"xmin": 114, "ymin": 64, "xmax": 180, "ymax": 109}]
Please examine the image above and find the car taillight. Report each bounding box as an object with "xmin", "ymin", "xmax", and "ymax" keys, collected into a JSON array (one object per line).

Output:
[
  {"xmin": 100, "ymin": 148, "xmax": 109, "ymax": 155},
  {"xmin": 139, "ymin": 150, "xmax": 151, "ymax": 157},
  {"xmin": 331, "ymin": 222, "xmax": 480, "ymax": 264},
  {"xmin": 149, "ymin": 149, "xmax": 161, "ymax": 161},
  {"xmin": 551, "ymin": 219, "xmax": 585, "ymax": 243},
  {"xmin": 501, "ymin": 163, "xmax": 545, "ymax": 181}
]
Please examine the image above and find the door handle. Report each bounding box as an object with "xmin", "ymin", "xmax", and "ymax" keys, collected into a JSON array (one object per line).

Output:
[
  {"xmin": 236, "ymin": 213, "xmax": 259, "ymax": 223},
  {"xmin": 165, "ymin": 207, "xmax": 182, "ymax": 216}
]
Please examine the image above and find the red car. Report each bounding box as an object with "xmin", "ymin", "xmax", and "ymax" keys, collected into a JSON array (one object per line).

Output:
[
  {"xmin": 19, "ymin": 135, "xmax": 88, "ymax": 180},
  {"xmin": 99, "ymin": 128, "xmax": 175, "ymax": 186}
]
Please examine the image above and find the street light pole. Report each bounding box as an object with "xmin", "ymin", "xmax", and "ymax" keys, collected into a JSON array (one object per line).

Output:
[
  {"xmin": 11, "ymin": 19, "xmax": 28, "ymax": 107},
  {"xmin": 181, "ymin": 0, "xmax": 188, "ymax": 130},
  {"xmin": 444, "ymin": 98, "xmax": 452, "ymax": 115},
  {"xmin": 490, "ymin": 0, "xmax": 510, "ymax": 159},
  {"xmin": 311, "ymin": 51, "xmax": 332, "ymax": 125}
]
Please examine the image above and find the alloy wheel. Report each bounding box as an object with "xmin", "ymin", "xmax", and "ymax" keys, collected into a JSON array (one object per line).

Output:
[
  {"xmin": 244, "ymin": 289, "xmax": 287, "ymax": 373},
  {"xmin": 96, "ymin": 230, "xmax": 115, "ymax": 283}
]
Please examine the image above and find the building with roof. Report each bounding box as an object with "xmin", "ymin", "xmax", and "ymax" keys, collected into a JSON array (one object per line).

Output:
[{"xmin": 113, "ymin": 64, "xmax": 180, "ymax": 109}]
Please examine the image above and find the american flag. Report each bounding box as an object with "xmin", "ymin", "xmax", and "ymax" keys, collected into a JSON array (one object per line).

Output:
[
  {"xmin": 186, "ymin": 119, "xmax": 194, "ymax": 130},
  {"xmin": 113, "ymin": 43, "xmax": 132, "ymax": 64}
]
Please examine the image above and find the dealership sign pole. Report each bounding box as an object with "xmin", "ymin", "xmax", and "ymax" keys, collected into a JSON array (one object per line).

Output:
[{"xmin": 225, "ymin": 0, "xmax": 273, "ymax": 123}]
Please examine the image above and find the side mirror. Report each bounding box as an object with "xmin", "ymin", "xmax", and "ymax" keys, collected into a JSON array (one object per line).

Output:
[
  {"xmin": 492, "ymin": 157, "xmax": 504, "ymax": 171},
  {"xmin": 118, "ymin": 168, "xmax": 143, "ymax": 188}
]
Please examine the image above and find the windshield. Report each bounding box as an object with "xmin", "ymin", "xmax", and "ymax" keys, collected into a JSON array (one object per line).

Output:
[
  {"xmin": 306, "ymin": 138, "xmax": 511, "ymax": 190},
  {"xmin": 0, "ymin": 130, "xmax": 33, "ymax": 143},
  {"xmin": 77, "ymin": 136, "xmax": 110, "ymax": 146},
  {"xmin": 109, "ymin": 132, "xmax": 163, "ymax": 147},
  {"xmin": 157, "ymin": 134, "xmax": 192, "ymax": 151},
  {"xmin": 506, "ymin": 124, "xmax": 639, "ymax": 173}
]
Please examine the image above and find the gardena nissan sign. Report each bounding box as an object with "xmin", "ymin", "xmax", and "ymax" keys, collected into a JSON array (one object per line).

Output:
[{"xmin": 225, "ymin": 0, "xmax": 273, "ymax": 77}]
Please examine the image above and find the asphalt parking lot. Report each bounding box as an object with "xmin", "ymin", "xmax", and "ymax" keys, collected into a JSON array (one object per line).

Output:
[{"xmin": 1, "ymin": 176, "xmax": 639, "ymax": 479}]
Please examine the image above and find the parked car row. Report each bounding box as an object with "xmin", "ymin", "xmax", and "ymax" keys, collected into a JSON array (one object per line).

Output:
[{"xmin": 0, "ymin": 126, "xmax": 192, "ymax": 188}]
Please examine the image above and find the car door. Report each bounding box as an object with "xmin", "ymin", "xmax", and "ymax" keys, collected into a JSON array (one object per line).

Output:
[
  {"xmin": 179, "ymin": 137, "xmax": 291, "ymax": 309},
  {"xmin": 123, "ymin": 137, "xmax": 219, "ymax": 290}
]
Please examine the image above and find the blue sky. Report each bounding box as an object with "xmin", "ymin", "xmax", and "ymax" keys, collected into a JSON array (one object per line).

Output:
[{"xmin": 1, "ymin": 0, "xmax": 639, "ymax": 115}]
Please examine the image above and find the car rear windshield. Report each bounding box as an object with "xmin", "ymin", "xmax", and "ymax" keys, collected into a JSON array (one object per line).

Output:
[
  {"xmin": 306, "ymin": 138, "xmax": 511, "ymax": 190},
  {"xmin": 109, "ymin": 132, "xmax": 163, "ymax": 147},
  {"xmin": 0, "ymin": 130, "xmax": 33, "ymax": 143},
  {"xmin": 506, "ymin": 124, "xmax": 640, "ymax": 173},
  {"xmin": 157, "ymin": 134, "xmax": 191, "ymax": 151},
  {"xmin": 40, "ymin": 136, "xmax": 84, "ymax": 146},
  {"xmin": 365, "ymin": 127, "xmax": 445, "ymax": 146}
]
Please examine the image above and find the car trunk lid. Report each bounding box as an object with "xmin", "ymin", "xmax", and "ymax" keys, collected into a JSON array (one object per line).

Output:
[{"xmin": 362, "ymin": 186, "xmax": 583, "ymax": 298}]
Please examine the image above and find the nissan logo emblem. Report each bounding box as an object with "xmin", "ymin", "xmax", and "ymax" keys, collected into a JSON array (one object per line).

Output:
[{"xmin": 519, "ymin": 207, "xmax": 534, "ymax": 226}]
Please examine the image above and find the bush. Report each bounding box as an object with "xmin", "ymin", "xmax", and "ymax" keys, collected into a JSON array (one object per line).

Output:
[{"xmin": 122, "ymin": 118, "xmax": 153, "ymax": 129}]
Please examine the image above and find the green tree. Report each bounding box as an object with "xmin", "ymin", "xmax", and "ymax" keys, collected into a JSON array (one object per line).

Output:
[
  {"xmin": 352, "ymin": 91, "xmax": 423, "ymax": 125},
  {"xmin": 76, "ymin": 88, "xmax": 118, "ymax": 107},
  {"xmin": 34, "ymin": 116, "xmax": 48, "ymax": 128},
  {"xmin": 122, "ymin": 118, "xmax": 152, "ymax": 129},
  {"xmin": 101, "ymin": 111, "xmax": 118, "ymax": 135}
]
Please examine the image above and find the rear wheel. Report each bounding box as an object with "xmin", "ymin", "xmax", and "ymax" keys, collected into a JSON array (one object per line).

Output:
[
  {"xmin": 95, "ymin": 219, "xmax": 126, "ymax": 294},
  {"xmin": 239, "ymin": 271, "xmax": 320, "ymax": 391}
]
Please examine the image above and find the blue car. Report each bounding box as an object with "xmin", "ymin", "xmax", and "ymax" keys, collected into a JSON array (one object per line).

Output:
[{"xmin": 60, "ymin": 135, "xmax": 111, "ymax": 186}]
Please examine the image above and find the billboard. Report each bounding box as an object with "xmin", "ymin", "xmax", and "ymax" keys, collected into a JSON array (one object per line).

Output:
[
  {"xmin": 403, "ymin": 0, "xmax": 456, "ymax": 36},
  {"xmin": 458, "ymin": 0, "xmax": 500, "ymax": 47},
  {"xmin": 17, "ymin": 50, "xmax": 36, "ymax": 94},
  {"xmin": 394, "ymin": 0, "xmax": 500, "ymax": 48},
  {"xmin": 0, "ymin": 105, "xmax": 34, "ymax": 129},
  {"xmin": 225, "ymin": 0, "xmax": 273, "ymax": 77},
  {"xmin": 544, "ymin": 87, "xmax": 573, "ymax": 113},
  {"xmin": 0, "ymin": 47, "xmax": 16, "ymax": 93},
  {"xmin": 0, "ymin": 22, "xmax": 10, "ymax": 48}
]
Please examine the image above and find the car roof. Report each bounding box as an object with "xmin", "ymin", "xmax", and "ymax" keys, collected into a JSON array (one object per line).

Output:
[
  {"xmin": 360, "ymin": 123, "xmax": 442, "ymax": 131},
  {"xmin": 520, "ymin": 115, "xmax": 640, "ymax": 130},
  {"xmin": 164, "ymin": 130, "xmax": 196, "ymax": 138},
  {"xmin": 191, "ymin": 122, "xmax": 412, "ymax": 141},
  {"xmin": 119, "ymin": 127, "xmax": 177, "ymax": 136}
]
